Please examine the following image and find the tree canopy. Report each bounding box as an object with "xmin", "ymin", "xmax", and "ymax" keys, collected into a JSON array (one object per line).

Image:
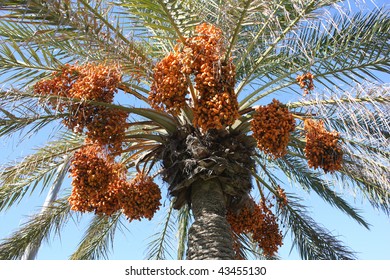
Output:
[{"xmin": 0, "ymin": 0, "xmax": 389, "ymax": 260}]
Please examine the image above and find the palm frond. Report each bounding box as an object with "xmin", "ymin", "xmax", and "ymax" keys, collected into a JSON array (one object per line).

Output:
[
  {"xmin": 253, "ymin": 172, "xmax": 356, "ymax": 259},
  {"xmin": 299, "ymin": 84, "xmax": 389, "ymax": 151},
  {"xmin": 223, "ymin": 0, "xmax": 253, "ymax": 61},
  {"xmin": 236, "ymin": 233, "xmax": 280, "ymax": 260},
  {"xmin": 49, "ymin": 96, "xmax": 177, "ymax": 133},
  {"xmin": 276, "ymin": 154, "xmax": 370, "ymax": 229},
  {"xmin": 77, "ymin": 0, "xmax": 152, "ymax": 70},
  {"xmin": 0, "ymin": 41, "xmax": 65, "ymax": 86},
  {"xmin": 0, "ymin": 89, "xmax": 67, "ymax": 139},
  {"xmin": 118, "ymin": 0, "xmax": 200, "ymax": 49},
  {"xmin": 290, "ymin": 83, "xmax": 390, "ymax": 215},
  {"xmin": 129, "ymin": 107, "xmax": 176, "ymax": 134},
  {"xmin": 234, "ymin": 0, "xmax": 342, "ymax": 70},
  {"xmin": 118, "ymin": 82, "xmax": 149, "ymax": 104},
  {"xmin": 0, "ymin": 19, "xmax": 104, "ymax": 72},
  {"xmin": 296, "ymin": 9, "xmax": 390, "ymax": 88},
  {"xmin": 0, "ymin": 0, "xmax": 152, "ymax": 77},
  {"xmin": 0, "ymin": 0, "xmax": 73, "ymax": 26},
  {"xmin": 339, "ymin": 154, "xmax": 390, "ymax": 216},
  {"xmin": 177, "ymin": 204, "xmax": 191, "ymax": 260},
  {"xmin": 0, "ymin": 134, "xmax": 83, "ymax": 212},
  {"xmin": 70, "ymin": 212, "xmax": 123, "ymax": 260},
  {"xmin": 235, "ymin": 0, "xmax": 321, "ymax": 95},
  {"xmin": 280, "ymin": 195, "xmax": 356, "ymax": 260},
  {"xmin": 288, "ymin": 84, "xmax": 390, "ymax": 110},
  {"xmin": 239, "ymin": 7, "xmax": 390, "ymax": 108},
  {"xmin": 2, "ymin": 89, "xmax": 177, "ymax": 134},
  {"xmin": 146, "ymin": 202, "xmax": 176, "ymax": 260},
  {"xmin": 0, "ymin": 196, "xmax": 71, "ymax": 260}
]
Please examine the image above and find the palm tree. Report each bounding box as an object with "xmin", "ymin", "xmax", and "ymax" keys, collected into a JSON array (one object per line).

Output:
[{"xmin": 0, "ymin": 0, "xmax": 389, "ymax": 260}]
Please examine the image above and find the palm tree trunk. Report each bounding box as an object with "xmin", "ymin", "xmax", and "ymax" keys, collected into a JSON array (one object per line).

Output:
[{"xmin": 186, "ymin": 178, "xmax": 234, "ymax": 260}]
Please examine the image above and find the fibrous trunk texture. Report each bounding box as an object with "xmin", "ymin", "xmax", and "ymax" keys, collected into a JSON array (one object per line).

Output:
[{"xmin": 186, "ymin": 179, "xmax": 234, "ymax": 260}]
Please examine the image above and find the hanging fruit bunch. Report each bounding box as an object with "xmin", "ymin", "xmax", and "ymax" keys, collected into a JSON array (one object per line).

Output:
[
  {"xmin": 34, "ymin": 63, "xmax": 161, "ymax": 221},
  {"xmin": 148, "ymin": 52, "xmax": 188, "ymax": 116},
  {"xmin": 187, "ymin": 23, "xmax": 239, "ymax": 131},
  {"xmin": 226, "ymin": 198, "xmax": 283, "ymax": 258},
  {"xmin": 251, "ymin": 99, "xmax": 296, "ymax": 159},
  {"xmin": 34, "ymin": 63, "xmax": 128, "ymax": 152},
  {"xmin": 68, "ymin": 144, "xmax": 121, "ymax": 215},
  {"xmin": 68, "ymin": 144, "xmax": 161, "ymax": 219},
  {"xmin": 117, "ymin": 172, "xmax": 162, "ymax": 221},
  {"xmin": 304, "ymin": 119, "xmax": 343, "ymax": 173},
  {"xmin": 149, "ymin": 23, "xmax": 239, "ymax": 131},
  {"xmin": 296, "ymin": 72, "xmax": 314, "ymax": 96},
  {"xmin": 253, "ymin": 199, "xmax": 284, "ymax": 257}
]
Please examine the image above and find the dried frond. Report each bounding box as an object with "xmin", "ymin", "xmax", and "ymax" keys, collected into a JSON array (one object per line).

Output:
[{"xmin": 160, "ymin": 126, "xmax": 255, "ymax": 209}]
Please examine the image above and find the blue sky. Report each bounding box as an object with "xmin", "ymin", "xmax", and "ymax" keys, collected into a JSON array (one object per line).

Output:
[{"xmin": 0, "ymin": 0, "xmax": 389, "ymax": 260}]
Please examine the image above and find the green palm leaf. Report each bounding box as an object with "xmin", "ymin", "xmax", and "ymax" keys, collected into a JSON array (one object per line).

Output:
[
  {"xmin": 0, "ymin": 89, "xmax": 68, "ymax": 139},
  {"xmin": 0, "ymin": 0, "xmax": 389, "ymax": 260},
  {"xmin": 70, "ymin": 212, "xmax": 124, "ymax": 260},
  {"xmin": 239, "ymin": 7, "xmax": 390, "ymax": 108},
  {"xmin": 177, "ymin": 204, "xmax": 191, "ymax": 260},
  {"xmin": 280, "ymin": 195, "xmax": 356, "ymax": 260},
  {"xmin": 118, "ymin": 0, "xmax": 200, "ymax": 47},
  {"xmin": 146, "ymin": 202, "xmax": 176, "ymax": 260},
  {"xmin": 277, "ymin": 154, "xmax": 370, "ymax": 229},
  {"xmin": 0, "ymin": 135, "xmax": 82, "ymax": 211},
  {"xmin": 0, "ymin": 196, "xmax": 71, "ymax": 260},
  {"xmin": 253, "ymin": 173, "xmax": 356, "ymax": 259}
]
